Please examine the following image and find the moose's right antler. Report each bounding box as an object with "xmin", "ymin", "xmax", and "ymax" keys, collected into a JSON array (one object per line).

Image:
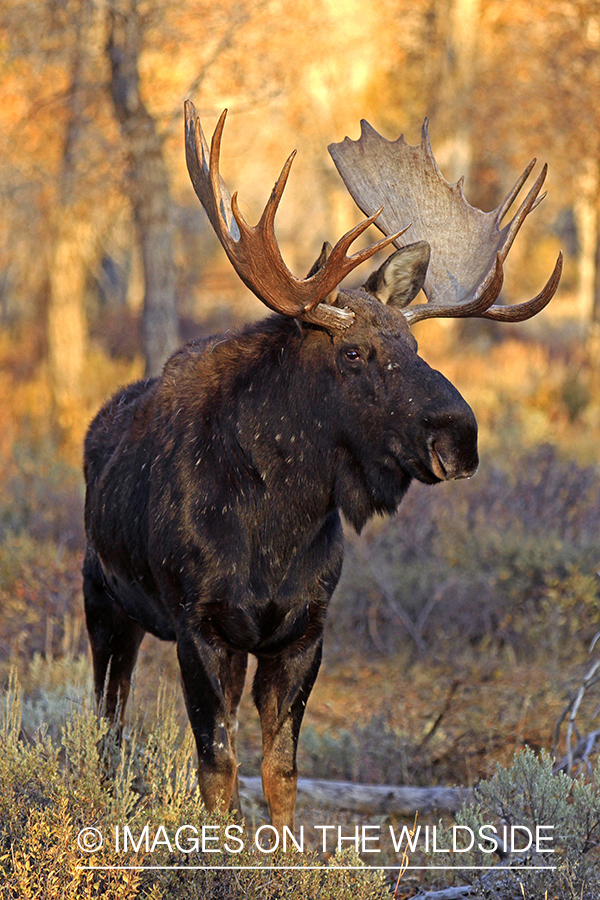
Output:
[
  {"xmin": 329, "ymin": 119, "xmax": 562, "ymax": 325},
  {"xmin": 185, "ymin": 102, "xmax": 407, "ymax": 330}
]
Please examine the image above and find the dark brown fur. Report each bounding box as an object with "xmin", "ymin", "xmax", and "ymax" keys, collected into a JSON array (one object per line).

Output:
[{"xmin": 83, "ymin": 272, "xmax": 478, "ymax": 831}]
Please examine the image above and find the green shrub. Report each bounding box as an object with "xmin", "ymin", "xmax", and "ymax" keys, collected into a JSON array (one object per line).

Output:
[
  {"xmin": 450, "ymin": 747, "xmax": 600, "ymax": 899},
  {"xmin": 19, "ymin": 650, "xmax": 92, "ymax": 740}
]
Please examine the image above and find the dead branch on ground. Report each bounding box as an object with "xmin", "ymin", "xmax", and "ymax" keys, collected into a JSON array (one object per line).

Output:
[{"xmin": 553, "ymin": 630, "xmax": 600, "ymax": 776}]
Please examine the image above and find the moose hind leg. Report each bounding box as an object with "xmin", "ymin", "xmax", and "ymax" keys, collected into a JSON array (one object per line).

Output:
[
  {"xmin": 253, "ymin": 638, "xmax": 323, "ymax": 833},
  {"xmin": 83, "ymin": 551, "xmax": 145, "ymax": 725}
]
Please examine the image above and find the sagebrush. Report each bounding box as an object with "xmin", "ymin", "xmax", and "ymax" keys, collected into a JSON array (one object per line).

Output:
[
  {"xmin": 0, "ymin": 670, "xmax": 387, "ymax": 900},
  {"xmin": 451, "ymin": 747, "xmax": 600, "ymax": 899}
]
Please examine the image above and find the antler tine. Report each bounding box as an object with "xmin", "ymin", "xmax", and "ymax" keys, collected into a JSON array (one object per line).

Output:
[
  {"xmin": 208, "ymin": 108, "xmax": 226, "ymax": 200},
  {"xmin": 185, "ymin": 103, "xmax": 239, "ymax": 248},
  {"xmin": 323, "ymin": 213, "xmax": 410, "ymax": 281},
  {"xmin": 254, "ymin": 150, "xmax": 297, "ymax": 235},
  {"xmin": 185, "ymin": 101, "xmax": 402, "ymax": 330},
  {"xmin": 496, "ymin": 164, "xmax": 548, "ymax": 263},
  {"xmin": 481, "ymin": 251, "xmax": 563, "ymax": 322},
  {"xmin": 495, "ymin": 159, "xmax": 536, "ymax": 224}
]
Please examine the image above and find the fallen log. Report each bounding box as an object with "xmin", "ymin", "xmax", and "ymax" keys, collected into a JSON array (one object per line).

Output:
[
  {"xmin": 239, "ymin": 776, "xmax": 472, "ymax": 816},
  {"xmin": 405, "ymin": 888, "xmax": 473, "ymax": 899}
]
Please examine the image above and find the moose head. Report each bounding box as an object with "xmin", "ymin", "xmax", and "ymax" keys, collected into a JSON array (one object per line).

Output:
[{"xmin": 83, "ymin": 103, "xmax": 562, "ymax": 836}]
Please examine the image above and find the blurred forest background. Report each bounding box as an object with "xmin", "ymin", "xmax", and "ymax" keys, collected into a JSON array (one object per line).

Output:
[
  {"xmin": 2, "ymin": 0, "xmax": 600, "ymax": 799},
  {"xmin": 2, "ymin": 0, "xmax": 600, "ymax": 433}
]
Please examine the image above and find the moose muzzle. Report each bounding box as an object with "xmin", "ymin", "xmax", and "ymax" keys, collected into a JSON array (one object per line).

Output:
[{"xmin": 425, "ymin": 406, "xmax": 479, "ymax": 482}]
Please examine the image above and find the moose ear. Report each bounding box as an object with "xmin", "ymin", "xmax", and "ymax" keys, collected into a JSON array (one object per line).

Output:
[
  {"xmin": 363, "ymin": 241, "xmax": 431, "ymax": 309},
  {"xmin": 306, "ymin": 242, "xmax": 338, "ymax": 305}
]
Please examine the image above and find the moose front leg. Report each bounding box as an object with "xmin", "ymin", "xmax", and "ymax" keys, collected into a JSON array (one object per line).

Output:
[
  {"xmin": 177, "ymin": 633, "xmax": 248, "ymax": 814},
  {"xmin": 253, "ymin": 638, "xmax": 323, "ymax": 833}
]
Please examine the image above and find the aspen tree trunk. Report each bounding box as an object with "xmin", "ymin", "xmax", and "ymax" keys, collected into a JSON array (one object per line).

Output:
[
  {"xmin": 47, "ymin": 221, "xmax": 92, "ymax": 428},
  {"xmin": 108, "ymin": 0, "xmax": 179, "ymax": 377},
  {"xmin": 47, "ymin": 0, "xmax": 103, "ymax": 436},
  {"xmin": 574, "ymin": 158, "xmax": 600, "ymax": 363},
  {"xmin": 433, "ymin": 0, "xmax": 482, "ymax": 340},
  {"xmin": 436, "ymin": 0, "xmax": 482, "ymax": 184},
  {"xmin": 574, "ymin": 160, "xmax": 599, "ymax": 320}
]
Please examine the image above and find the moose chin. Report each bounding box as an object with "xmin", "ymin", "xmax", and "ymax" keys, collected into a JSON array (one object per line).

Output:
[{"xmin": 83, "ymin": 101, "xmax": 562, "ymax": 832}]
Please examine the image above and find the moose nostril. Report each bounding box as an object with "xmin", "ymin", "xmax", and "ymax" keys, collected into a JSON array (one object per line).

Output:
[
  {"xmin": 428, "ymin": 442, "xmax": 448, "ymax": 480},
  {"xmin": 427, "ymin": 428, "xmax": 478, "ymax": 481}
]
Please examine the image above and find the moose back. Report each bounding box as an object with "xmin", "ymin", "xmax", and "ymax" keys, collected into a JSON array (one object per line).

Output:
[{"xmin": 83, "ymin": 102, "xmax": 561, "ymax": 831}]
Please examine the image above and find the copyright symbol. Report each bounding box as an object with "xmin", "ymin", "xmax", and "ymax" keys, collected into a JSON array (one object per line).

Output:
[{"xmin": 77, "ymin": 827, "xmax": 103, "ymax": 852}]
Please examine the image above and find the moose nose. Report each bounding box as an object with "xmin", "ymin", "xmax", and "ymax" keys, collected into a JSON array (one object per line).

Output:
[{"xmin": 427, "ymin": 414, "xmax": 479, "ymax": 481}]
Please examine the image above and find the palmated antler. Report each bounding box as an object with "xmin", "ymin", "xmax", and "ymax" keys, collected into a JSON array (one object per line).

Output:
[
  {"xmin": 184, "ymin": 101, "xmax": 407, "ymax": 330},
  {"xmin": 329, "ymin": 119, "xmax": 562, "ymax": 325}
]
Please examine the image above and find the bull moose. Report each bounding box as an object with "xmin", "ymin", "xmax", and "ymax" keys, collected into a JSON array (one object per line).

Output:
[{"xmin": 83, "ymin": 101, "xmax": 562, "ymax": 831}]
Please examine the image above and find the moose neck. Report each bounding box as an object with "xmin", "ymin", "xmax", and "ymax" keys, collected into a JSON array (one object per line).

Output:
[
  {"xmin": 227, "ymin": 319, "xmax": 338, "ymax": 521},
  {"xmin": 160, "ymin": 317, "xmax": 340, "ymax": 539}
]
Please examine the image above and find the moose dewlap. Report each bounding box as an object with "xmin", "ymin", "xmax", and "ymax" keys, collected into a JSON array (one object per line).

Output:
[{"xmin": 83, "ymin": 102, "xmax": 562, "ymax": 831}]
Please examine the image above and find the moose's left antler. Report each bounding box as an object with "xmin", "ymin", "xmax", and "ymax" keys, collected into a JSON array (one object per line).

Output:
[{"xmin": 328, "ymin": 119, "xmax": 562, "ymax": 325}]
